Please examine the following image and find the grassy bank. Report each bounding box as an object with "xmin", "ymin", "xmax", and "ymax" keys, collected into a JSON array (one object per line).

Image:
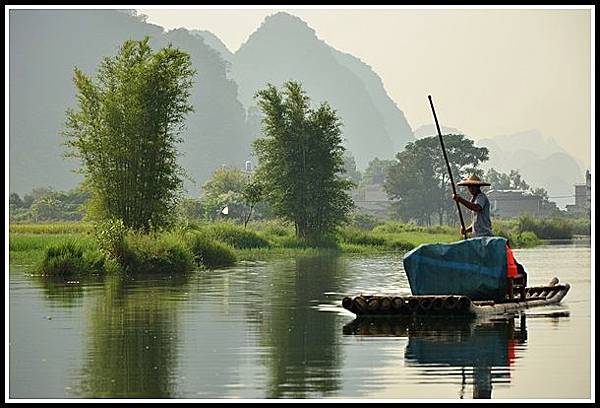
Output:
[{"xmin": 10, "ymin": 219, "xmax": 551, "ymax": 275}]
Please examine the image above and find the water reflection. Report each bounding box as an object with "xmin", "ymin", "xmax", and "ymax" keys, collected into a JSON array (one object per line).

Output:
[
  {"xmin": 76, "ymin": 273, "xmax": 190, "ymax": 398},
  {"xmin": 343, "ymin": 315, "xmax": 528, "ymax": 399},
  {"xmin": 257, "ymin": 254, "xmax": 346, "ymax": 398},
  {"xmin": 31, "ymin": 273, "xmax": 104, "ymax": 308}
]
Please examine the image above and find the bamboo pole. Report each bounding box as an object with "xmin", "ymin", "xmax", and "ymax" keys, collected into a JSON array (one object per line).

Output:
[{"xmin": 428, "ymin": 95, "xmax": 467, "ymax": 239}]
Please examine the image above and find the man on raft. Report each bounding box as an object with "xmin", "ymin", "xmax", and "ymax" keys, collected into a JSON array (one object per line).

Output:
[{"xmin": 452, "ymin": 174, "xmax": 492, "ymax": 238}]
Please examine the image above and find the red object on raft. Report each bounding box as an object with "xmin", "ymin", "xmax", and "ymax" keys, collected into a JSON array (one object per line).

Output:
[{"xmin": 506, "ymin": 244, "xmax": 519, "ymax": 279}]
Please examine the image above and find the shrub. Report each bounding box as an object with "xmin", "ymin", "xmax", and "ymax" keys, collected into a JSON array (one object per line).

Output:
[
  {"xmin": 121, "ymin": 233, "xmax": 194, "ymax": 274},
  {"xmin": 38, "ymin": 241, "xmax": 106, "ymax": 276},
  {"xmin": 517, "ymin": 215, "xmax": 573, "ymax": 239},
  {"xmin": 337, "ymin": 227, "xmax": 386, "ymax": 246},
  {"xmin": 349, "ymin": 212, "xmax": 381, "ymax": 230},
  {"xmin": 385, "ymin": 239, "xmax": 416, "ymax": 252},
  {"xmin": 205, "ymin": 222, "xmax": 270, "ymax": 249},
  {"xmin": 94, "ymin": 218, "xmax": 127, "ymax": 261},
  {"xmin": 186, "ymin": 232, "xmax": 236, "ymax": 269}
]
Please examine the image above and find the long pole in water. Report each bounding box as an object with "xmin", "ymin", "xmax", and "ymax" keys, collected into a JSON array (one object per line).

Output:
[{"xmin": 428, "ymin": 95, "xmax": 467, "ymax": 240}]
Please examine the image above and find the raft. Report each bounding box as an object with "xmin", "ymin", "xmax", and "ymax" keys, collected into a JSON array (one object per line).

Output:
[{"xmin": 341, "ymin": 277, "xmax": 570, "ymax": 317}]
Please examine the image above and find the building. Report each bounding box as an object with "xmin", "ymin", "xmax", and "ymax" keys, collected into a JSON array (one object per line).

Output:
[
  {"xmin": 487, "ymin": 189, "xmax": 542, "ymax": 218},
  {"xmin": 566, "ymin": 170, "xmax": 591, "ymax": 216}
]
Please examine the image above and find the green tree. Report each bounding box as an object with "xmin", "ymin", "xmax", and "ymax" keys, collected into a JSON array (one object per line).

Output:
[
  {"xmin": 202, "ymin": 166, "xmax": 249, "ymax": 221},
  {"xmin": 64, "ymin": 37, "xmax": 195, "ymax": 232},
  {"xmin": 253, "ymin": 81, "xmax": 354, "ymax": 242},
  {"xmin": 362, "ymin": 157, "xmax": 395, "ymax": 186},
  {"xmin": 342, "ymin": 152, "xmax": 362, "ymax": 185},
  {"xmin": 9, "ymin": 193, "xmax": 24, "ymax": 209},
  {"xmin": 31, "ymin": 194, "xmax": 64, "ymax": 221},
  {"xmin": 530, "ymin": 187, "xmax": 563, "ymax": 218},
  {"xmin": 242, "ymin": 177, "xmax": 264, "ymax": 227},
  {"xmin": 485, "ymin": 168, "xmax": 530, "ymax": 190},
  {"xmin": 385, "ymin": 134, "xmax": 488, "ymax": 225}
]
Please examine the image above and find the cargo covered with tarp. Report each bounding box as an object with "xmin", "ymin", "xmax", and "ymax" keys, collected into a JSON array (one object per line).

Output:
[{"xmin": 403, "ymin": 237, "xmax": 508, "ymax": 301}]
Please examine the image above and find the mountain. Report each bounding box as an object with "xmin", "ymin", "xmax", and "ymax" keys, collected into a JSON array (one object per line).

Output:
[
  {"xmin": 412, "ymin": 124, "xmax": 464, "ymax": 139},
  {"xmin": 477, "ymin": 130, "xmax": 583, "ymax": 208},
  {"xmin": 413, "ymin": 125, "xmax": 583, "ymax": 208},
  {"xmin": 231, "ymin": 12, "xmax": 414, "ymax": 169},
  {"xmin": 9, "ymin": 10, "xmax": 250, "ymax": 196},
  {"xmin": 190, "ymin": 29, "xmax": 233, "ymax": 63}
]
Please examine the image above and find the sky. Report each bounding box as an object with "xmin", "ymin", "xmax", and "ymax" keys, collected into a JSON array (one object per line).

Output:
[{"xmin": 139, "ymin": 7, "xmax": 592, "ymax": 171}]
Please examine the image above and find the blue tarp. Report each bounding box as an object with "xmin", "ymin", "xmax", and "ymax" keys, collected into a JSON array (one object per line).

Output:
[{"xmin": 402, "ymin": 237, "xmax": 508, "ymax": 301}]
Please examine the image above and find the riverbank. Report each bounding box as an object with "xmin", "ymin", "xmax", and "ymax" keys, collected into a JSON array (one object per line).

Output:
[
  {"xmin": 9, "ymin": 221, "xmax": 456, "ymax": 271},
  {"xmin": 8, "ymin": 219, "xmax": 561, "ymax": 275}
]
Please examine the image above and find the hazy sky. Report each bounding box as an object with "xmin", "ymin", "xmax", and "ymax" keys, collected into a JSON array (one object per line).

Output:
[{"xmin": 140, "ymin": 8, "xmax": 592, "ymax": 170}]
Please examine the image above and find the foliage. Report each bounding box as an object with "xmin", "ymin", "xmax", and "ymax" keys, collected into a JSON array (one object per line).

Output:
[
  {"xmin": 202, "ymin": 222, "xmax": 270, "ymax": 249},
  {"xmin": 38, "ymin": 240, "xmax": 107, "ymax": 276},
  {"xmin": 516, "ymin": 214, "xmax": 574, "ymax": 239},
  {"xmin": 342, "ymin": 152, "xmax": 362, "ymax": 185},
  {"xmin": 361, "ymin": 157, "xmax": 395, "ymax": 186},
  {"xmin": 253, "ymin": 80, "xmax": 354, "ymax": 242},
  {"xmin": 385, "ymin": 134, "xmax": 489, "ymax": 226},
  {"xmin": 94, "ymin": 218, "xmax": 127, "ymax": 261},
  {"xmin": 9, "ymin": 187, "xmax": 90, "ymax": 222},
  {"xmin": 185, "ymin": 232, "xmax": 237, "ymax": 269},
  {"xmin": 484, "ymin": 168, "xmax": 530, "ymax": 190},
  {"xmin": 241, "ymin": 177, "xmax": 264, "ymax": 227},
  {"xmin": 64, "ymin": 37, "xmax": 195, "ymax": 232},
  {"xmin": 201, "ymin": 166, "xmax": 267, "ymax": 225},
  {"xmin": 348, "ymin": 211, "xmax": 382, "ymax": 230},
  {"xmin": 120, "ymin": 233, "xmax": 195, "ymax": 274}
]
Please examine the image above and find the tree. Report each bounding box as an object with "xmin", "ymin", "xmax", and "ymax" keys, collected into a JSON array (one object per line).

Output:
[
  {"xmin": 485, "ymin": 168, "xmax": 530, "ymax": 190},
  {"xmin": 362, "ymin": 157, "xmax": 395, "ymax": 186},
  {"xmin": 202, "ymin": 166, "xmax": 249, "ymax": 221},
  {"xmin": 9, "ymin": 193, "xmax": 24, "ymax": 209},
  {"xmin": 242, "ymin": 178, "xmax": 264, "ymax": 227},
  {"xmin": 342, "ymin": 152, "xmax": 362, "ymax": 185},
  {"xmin": 64, "ymin": 37, "xmax": 195, "ymax": 232},
  {"xmin": 31, "ymin": 194, "xmax": 64, "ymax": 221},
  {"xmin": 385, "ymin": 134, "xmax": 489, "ymax": 225},
  {"xmin": 253, "ymin": 81, "xmax": 354, "ymax": 241},
  {"xmin": 530, "ymin": 187, "xmax": 563, "ymax": 218}
]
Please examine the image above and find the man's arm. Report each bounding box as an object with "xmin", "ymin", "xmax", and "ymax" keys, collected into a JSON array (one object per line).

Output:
[{"xmin": 452, "ymin": 194, "xmax": 482, "ymax": 212}]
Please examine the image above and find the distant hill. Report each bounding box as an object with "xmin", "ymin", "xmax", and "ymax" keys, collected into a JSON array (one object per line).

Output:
[
  {"xmin": 231, "ymin": 12, "xmax": 414, "ymax": 169},
  {"xmin": 477, "ymin": 130, "xmax": 583, "ymax": 208},
  {"xmin": 9, "ymin": 10, "xmax": 249, "ymax": 196},
  {"xmin": 412, "ymin": 124, "xmax": 464, "ymax": 139},
  {"xmin": 414, "ymin": 125, "xmax": 583, "ymax": 208},
  {"xmin": 190, "ymin": 29, "xmax": 233, "ymax": 63}
]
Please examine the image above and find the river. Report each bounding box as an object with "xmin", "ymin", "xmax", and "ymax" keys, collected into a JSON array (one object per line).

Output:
[{"xmin": 8, "ymin": 242, "xmax": 592, "ymax": 399}]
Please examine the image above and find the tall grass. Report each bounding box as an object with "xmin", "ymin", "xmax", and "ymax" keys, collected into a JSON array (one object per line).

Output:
[
  {"xmin": 517, "ymin": 215, "xmax": 574, "ymax": 239},
  {"xmin": 9, "ymin": 222, "xmax": 94, "ymax": 234},
  {"xmin": 198, "ymin": 222, "xmax": 271, "ymax": 249},
  {"xmin": 185, "ymin": 232, "xmax": 237, "ymax": 269},
  {"xmin": 37, "ymin": 241, "xmax": 109, "ymax": 276},
  {"xmin": 120, "ymin": 233, "xmax": 195, "ymax": 274}
]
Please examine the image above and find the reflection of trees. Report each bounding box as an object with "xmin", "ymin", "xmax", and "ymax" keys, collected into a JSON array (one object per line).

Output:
[
  {"xmin": 344, "ymin": 315, "xmax": 528, "ymax": 399},
  {"xmin": 258, "ymin": 254, "xmax": 346, "ymax": 398},
  {"xmin": 31, "ymin": 274, "xmax": 104, "ymax": 308},
  {"xmin": 76, "ymin": 273, "xmax": 189, "ymax": 398}
]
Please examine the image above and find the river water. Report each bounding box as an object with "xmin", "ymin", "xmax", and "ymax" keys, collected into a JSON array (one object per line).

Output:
[{"xmin": 8, "ymin": 242, "xmax": 592, "ymax": 399}]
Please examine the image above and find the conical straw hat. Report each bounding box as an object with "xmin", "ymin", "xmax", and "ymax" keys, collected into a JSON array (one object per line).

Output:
[{"xmin": 456, "ymin": 174, "xmax": 491, "ymax": 186}]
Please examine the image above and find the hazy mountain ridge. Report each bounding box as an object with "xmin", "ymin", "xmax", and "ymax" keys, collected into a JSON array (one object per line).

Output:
[
  {"xmin": 9, "ymin": 10, "xmax": 249, "ymax": 195},
  {"xmin": 10, "ymin": 10, "xmax": 416, "ymax": 195},
  {"xmin": 231, "ymin": 12, "xmax": 414, "ymax": 169}
]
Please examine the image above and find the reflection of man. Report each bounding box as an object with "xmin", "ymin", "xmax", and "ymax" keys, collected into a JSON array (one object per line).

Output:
[{"xmin": 473, "ymin": 366, "xmax": 492, "ymax": 399}]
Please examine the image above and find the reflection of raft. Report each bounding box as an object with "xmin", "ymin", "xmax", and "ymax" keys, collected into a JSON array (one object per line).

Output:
[{"xmin": 342, "ymin": 277, "xmax": 570, "ymax": 317}]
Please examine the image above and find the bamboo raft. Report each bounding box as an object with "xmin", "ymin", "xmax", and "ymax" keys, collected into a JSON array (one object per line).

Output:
[{"xmin": 342, "ymin": 277, "xmax": 570, "ymax": 317}]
